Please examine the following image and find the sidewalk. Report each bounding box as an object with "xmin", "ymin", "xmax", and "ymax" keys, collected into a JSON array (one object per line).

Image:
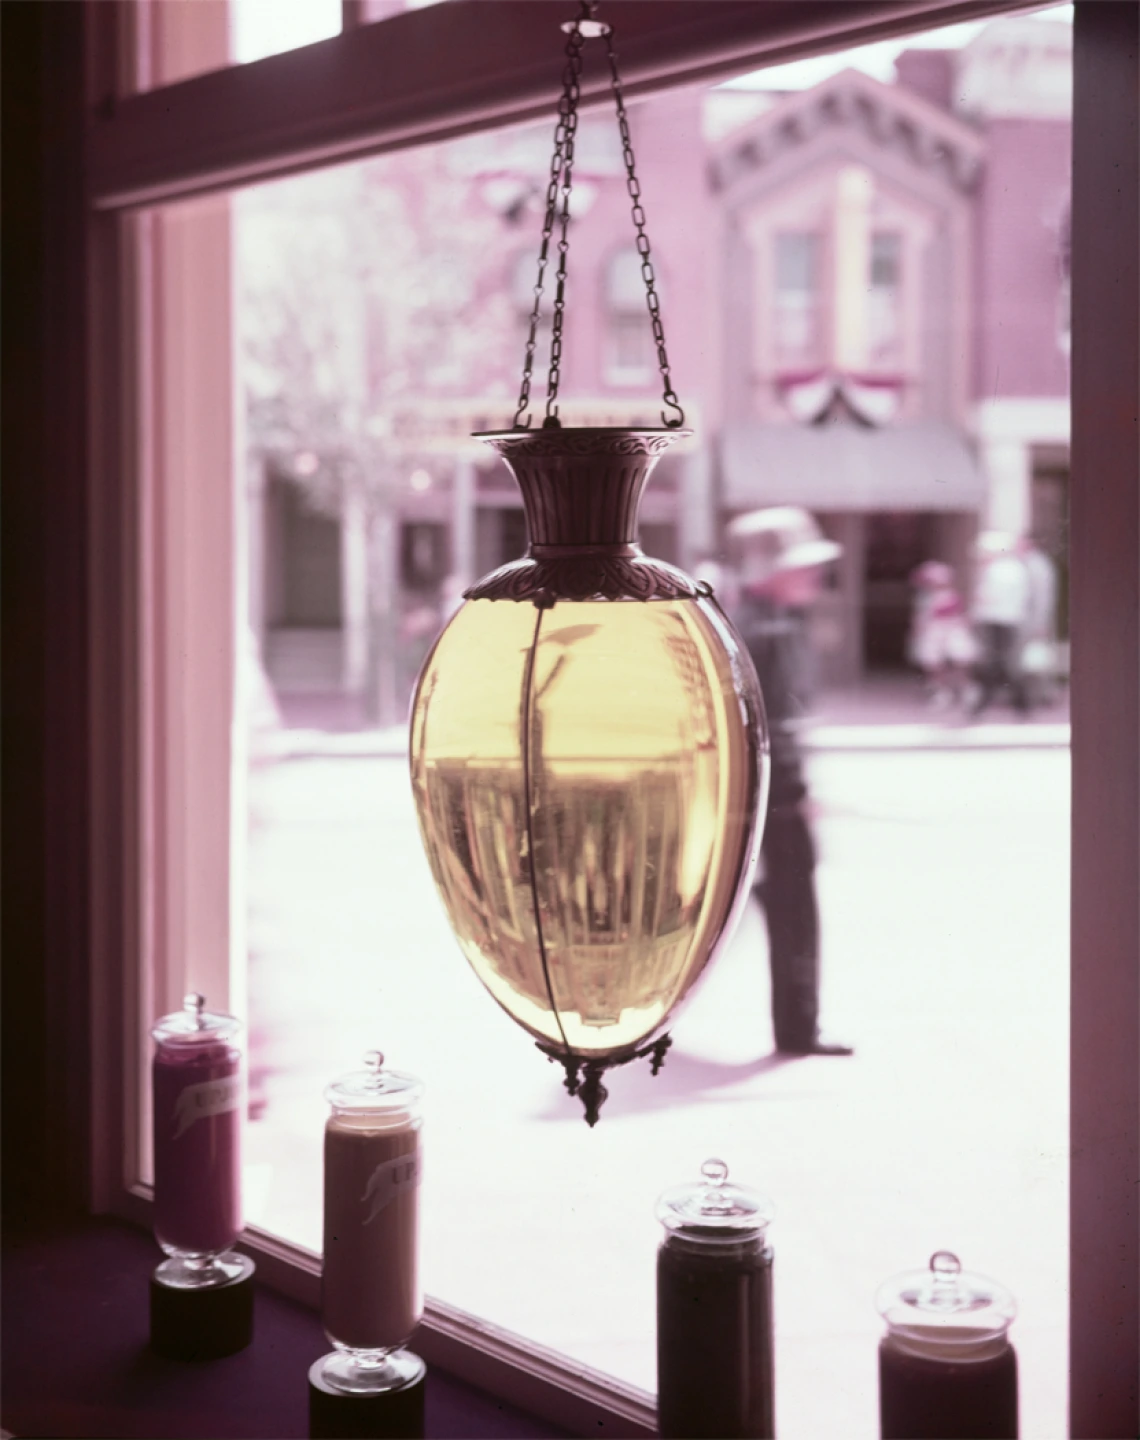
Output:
[
  {"xmin": 800, "ymin": 673, "xmax": 1070, "ymax": 751},
  {"xmin": 267, "ymin": 675, "xmax": 1071, "ymax": 760}
]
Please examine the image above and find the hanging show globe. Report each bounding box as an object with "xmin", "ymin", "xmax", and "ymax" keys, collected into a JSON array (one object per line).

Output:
[{"xmin": 409, "ymin": 426, "xmax": 769, "ymax": 1122}]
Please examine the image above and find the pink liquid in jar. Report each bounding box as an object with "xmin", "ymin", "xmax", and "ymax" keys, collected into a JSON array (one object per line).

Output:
[{"xmin": 153, "ymin": 1037, "xmax": 242, "ymax": 1256}]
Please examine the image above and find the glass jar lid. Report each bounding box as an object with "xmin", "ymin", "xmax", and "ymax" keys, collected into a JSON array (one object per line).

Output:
[
  {"xmin": 876, "ymin": 1251, "xmax": 1017, "ymax": 1352},
  {"xmin": 151, "ymin": 992, "xmax": 241, "ymax": 1047},
  {"xmin": 325, "ymin": 1049, "xmax": 424, "ymax": 1112},
  {"xmin": 656, "ymin": 1158, "xmax": 774, "ymax": 1241}
]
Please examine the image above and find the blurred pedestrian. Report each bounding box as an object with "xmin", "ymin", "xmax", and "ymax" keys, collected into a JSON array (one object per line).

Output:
[
  {"xmin": 1018, "ymin": 536, "xmax": 1060, "ymax": 709},
  {"xmin": 907, "ymin": 560, "xmax": 976, "ymax": 710},
  {"xmin": 728, "ymin": 506, "xmax": 854, "ymax": 1058},
  {"xmin": 969, "ymin": 531, "xmax": 1031, "ymax": 716}
]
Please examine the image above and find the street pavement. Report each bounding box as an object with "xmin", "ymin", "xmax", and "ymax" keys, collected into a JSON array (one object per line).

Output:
[{"xmin": 243, "ymin": 682, "xmax": 1069, "ymax": 1438}]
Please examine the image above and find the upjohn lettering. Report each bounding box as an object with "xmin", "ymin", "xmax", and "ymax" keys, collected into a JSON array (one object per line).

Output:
[
  {"xmin": 172, "ymin": 1075, "xmax": 242, "ymax": 1139},
  {"xmin": 361, "ymin": 1151, "xmax": 421, "ymax": 1225}
]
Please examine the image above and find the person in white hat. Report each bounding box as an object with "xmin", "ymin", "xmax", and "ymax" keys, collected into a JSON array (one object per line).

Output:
[
  {"xmin": 727, "ymin": 506, "xmax": 853, "ymax": 1057},
  {"xmin": 969, "ymin": 531, "xmax": 1031, "ymax": 716}
]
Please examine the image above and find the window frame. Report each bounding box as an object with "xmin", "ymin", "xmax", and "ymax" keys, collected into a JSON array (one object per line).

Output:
[{"xmin": 76, "ymin": 3, "xmax": 1138, "ymax": 1436}]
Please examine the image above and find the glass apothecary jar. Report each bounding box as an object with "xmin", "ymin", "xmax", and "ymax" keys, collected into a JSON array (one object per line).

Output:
[
  {"xmin": 877, "ymin": 1250, "xmax": 1018, "ymax": 1439},
  {"xmin": 317, "ymin": 1050, "xmax": 425, "ymax": 1398},
  {"xmin": 655, "ymin": 1158, "xmax": 776, "ymax": 1439},
  {"xmin": 151, "ymin": 992, "xmax": 244, "ymax": 1288}
]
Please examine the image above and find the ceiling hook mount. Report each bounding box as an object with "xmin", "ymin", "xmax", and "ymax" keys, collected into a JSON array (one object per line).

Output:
[{"xmin": 561, "ymin": 0, "xmax": 610, "ymax": 40}]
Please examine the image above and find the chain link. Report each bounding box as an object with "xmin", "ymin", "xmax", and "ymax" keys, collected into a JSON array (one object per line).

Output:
[
  {"xmin": 602, "ymin": 25, "xmax": 684, "ymax": 428},
  {"xmin": 512, "ymin": 20, "xmax": 585, "ymax": 429},
  {"xmin": 513, "ymin": 3, "xmax": 685, "ymax": 431},
  {"xmin": 544, "ymin": 22, "xmax": 584, "ymax": 426}
]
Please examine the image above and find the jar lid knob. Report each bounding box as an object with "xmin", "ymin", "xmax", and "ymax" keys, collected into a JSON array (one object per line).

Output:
[
  {"xmin": 698, "ymin": 1157, "xmax": 733, "ymax": 1214},
  {"xmin": 183, "ymin": 993, "xmax": 206, "ymax": 1030},
  {"xmin": 929, "ymin": 1250, "xmax": 964, "ymax": 1308},
  {"xmin": 363, "ymin": 1049, "xmax": 386, "ymax": 1088}
]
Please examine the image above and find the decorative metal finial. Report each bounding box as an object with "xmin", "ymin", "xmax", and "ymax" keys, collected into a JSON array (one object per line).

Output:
[
  {"xmin": 579, "ymin": 1063, "xmax": 609, "ymax": 1127},
  {"xmin": 537, "ymin": 1031, "xmax": 673, "ymax": 1123}
]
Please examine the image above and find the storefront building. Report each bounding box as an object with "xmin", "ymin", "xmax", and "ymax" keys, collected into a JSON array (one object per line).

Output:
[{"xmin": 247, "ymin": 16, "xmax": 1072, "ymax": 705}]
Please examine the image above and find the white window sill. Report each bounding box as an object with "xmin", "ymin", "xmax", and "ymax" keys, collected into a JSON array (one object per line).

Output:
[{"xmin": 117, "ymin": 1183, "xmax": 656, "ymax": 1438}]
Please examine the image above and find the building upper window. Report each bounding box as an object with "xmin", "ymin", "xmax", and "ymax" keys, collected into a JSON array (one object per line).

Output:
[
  {"xmin": 868, "ymin": 230, "xmax": 903, "ymax": 362},
  {"xmin": 604, "ymin": 247, "xmax": 658, "ymax": 385},
  {"xmin": 773, "ymin": 231, "xmax": 822, "ymax": 368}
]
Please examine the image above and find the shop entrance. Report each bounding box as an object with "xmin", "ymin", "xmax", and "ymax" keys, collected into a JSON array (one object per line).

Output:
[
  {"xmin": 1032, "ymin": 457, "xmax": 1070, "ymax": 641},
  {"xmin": 267, "ymin": 475, "xmax": 342, "ymax": 629},
  {"xmin": 862, "ymin": 511, "xmax": 939, "ymax": 670}
]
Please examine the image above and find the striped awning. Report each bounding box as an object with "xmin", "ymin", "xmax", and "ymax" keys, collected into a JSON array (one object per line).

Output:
[{"xmin": 720, "ymin": 421, "xmax": 986, "ymax": 513}]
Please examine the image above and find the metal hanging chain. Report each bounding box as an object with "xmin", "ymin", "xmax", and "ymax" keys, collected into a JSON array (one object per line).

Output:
[
  {"xmin": 512, "ymin": 18, "xmax": 586, "ymax": 430},
  {"xmin": 512, "ymin": 2, "xmax": 685, "ymax": 431},
  {"xmin": 544, "ymin": 20, "xmax": 584, "ymax": 427},
  {"xmin": 602, "ymin": 23, "xmax": 685, "ymax": 429}
]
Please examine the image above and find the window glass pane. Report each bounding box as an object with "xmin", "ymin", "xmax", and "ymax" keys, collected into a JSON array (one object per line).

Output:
[
  {"xmin": 607, "ymin": 247, "xmax": 660, "ymax": 309},
  {"xmin": 231, "ymin": 0, "xmax": 341, "ymax": 64},
  {"xmin": 776, "ymin": 232, "xmax": 820, "ymax": 294},
  {"xmin": 607, "ymin": 311, "xmax": 654, "ymax": 378},
  {"xmin": 869, "ymin": 232, "xmax": 902, "ymax": 359},
  {"xmin": 174, "ymin": 6, "xmax": 1078, "ymax": 1435},
  {"xmin": 774, "ymin": 232, "xmax": 821, "ymax": 366},
  {"xmin": 131, "ymin": 0, "xmax": 446, "ymax": 94},
  {"xmin": 870, "ymin": 231, "xmax": 901, "ymax": 288}
]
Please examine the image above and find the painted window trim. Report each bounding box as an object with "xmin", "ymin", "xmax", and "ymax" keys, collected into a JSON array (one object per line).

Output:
[{"xmin": 89, "ymin": 1, "xmax": 1041, "ymax": 210}]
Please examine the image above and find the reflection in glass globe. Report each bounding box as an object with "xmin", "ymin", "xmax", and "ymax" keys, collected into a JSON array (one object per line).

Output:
[{"xmin": 410, "ymin": 590, "xmax": 768, "ymax": 1115}]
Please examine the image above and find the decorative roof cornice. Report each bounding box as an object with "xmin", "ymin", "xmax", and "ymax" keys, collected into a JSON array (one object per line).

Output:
[{"xmin": 710, "ymin": 68, "xmax": 986, "ymax": 196}]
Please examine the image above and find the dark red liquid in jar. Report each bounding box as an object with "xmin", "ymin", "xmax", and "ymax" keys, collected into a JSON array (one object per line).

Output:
[
  {"xmin": 152, "ymin": 1041, "xmax": 242, "ymax": 1254},
  {"xmin": 879, "ymin": 1335, "xmax": 1018, "ymax": 1439},
  {"xmin": 656, "ymin": 1235, "xmax": 774, "ymax": 1439}
]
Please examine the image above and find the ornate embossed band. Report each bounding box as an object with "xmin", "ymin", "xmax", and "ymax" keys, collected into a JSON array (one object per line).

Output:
[
  {"xmin": 469, "ymin": 427, "xmax": 697, "ymax": 602},
  {"xmin": 465, "ymin": 553, "xmax": 705, "ymax": 603}
]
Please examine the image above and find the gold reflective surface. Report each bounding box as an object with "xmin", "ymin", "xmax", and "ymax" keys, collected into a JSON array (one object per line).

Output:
[{"xmin": 409, "ymin": 597, "xmax": 769, "ymax": 1061}]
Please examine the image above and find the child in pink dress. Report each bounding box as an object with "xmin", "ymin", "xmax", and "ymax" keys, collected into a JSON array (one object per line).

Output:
[{"xmin": 908, "ymin": 561, "xmax": 976, "ymax": 709}]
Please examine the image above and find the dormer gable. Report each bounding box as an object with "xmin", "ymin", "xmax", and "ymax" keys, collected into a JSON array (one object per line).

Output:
[{"xmin": 710, "ymin": 67, "xmax": 985, "ymax": 196}]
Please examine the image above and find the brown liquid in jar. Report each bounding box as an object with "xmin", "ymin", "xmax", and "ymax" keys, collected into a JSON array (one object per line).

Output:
[
  {"xmin": 657, "ymin": 1232, "xmax": 774, "ymax": 1439},
  {"xmin": 879, "ymin": 1332, "xmax": 1018, "ymax": 1439}
]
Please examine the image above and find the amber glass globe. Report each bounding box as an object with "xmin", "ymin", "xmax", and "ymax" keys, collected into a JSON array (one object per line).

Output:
[{"xmin": 409, "ymin": 429, "xmax": 769, "ymax": 1120}]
